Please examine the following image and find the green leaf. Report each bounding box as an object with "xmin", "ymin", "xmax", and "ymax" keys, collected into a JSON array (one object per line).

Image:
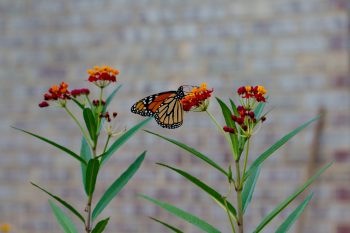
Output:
[
  {"xmin": 253, "ymin": 162, "xmax": 332, "ymax": 233},
  {"xmin": 145, "ymin": 130, "xmax": 228, "ymax": 177},
  {"xmin": 91, "ymin": 217, "xmax": 110, "ymax": 233},
  {"xmin": 216, "ymin": 97, "xmax": 239, "ymax": 159},
  {"xmin": 141, "ymin": 195, "xmax": 221, "ymax": 233},
  {"xmin": 49, "ymin": 200, "xmax": 78, "ymax": 233},
  {"xmin": 13, "ymin": 127, "xmax": 87, "ymax": 165},
  {"xmin": 244, "ymin": 116, "xmax": 320, "ymax": 181},
  {"xmin": 98, "ymin": 85, "xmax": 122, "ymax": 133},
  {"xmin": 85, "ymin": 158, "xmax": 100, "ymax": 196},
  {"xmin": 31, "ymin": 182, "xmax": 85, "ymax": 223},
  {"xmin": 83, "ymin": 108, "xmax": 97, "ymax": 142},
  {"xmin": 149, "ymin": 217, "xmax": 184, "ymax": 233},
  {"xmin": 92, "ymin": 151, "xmax": 146, "ymax": 221},
  {"xmin": 100, "ymin": 118, "xmax": 152, "ymax": 164},
  {"xmin": 254, "ymin": 102, "xmax": 266, "ymax": 119},
  {"xmin": 157, "ymin": 163, "xmax": 237, "ymax": 218},
  {"xmin": 242, "ymin": 165, "xmax": 261, "ymax": 213},
  {"xmin": 104, "ymin": 84, "xmax": 122, "ymax": 111},
  {"xmin": 229, "ymin": 98, "xmax": 238, "ymax": 116},
  {"xmin": 71, "ymin": 98, "xmax": 85, "ymax": 110},
  {"xmin": 80, "ymin": 137, "xmax": 92, "ymax": 193},
  {"xmin": 275, "ymin": 193, "xmax": 314, "ymax": 233}
]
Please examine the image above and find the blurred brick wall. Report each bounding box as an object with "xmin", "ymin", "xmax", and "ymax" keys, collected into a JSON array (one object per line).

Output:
[{"xmin": 0, "ymin": 0, "xmax": 349, "ymax": 232}]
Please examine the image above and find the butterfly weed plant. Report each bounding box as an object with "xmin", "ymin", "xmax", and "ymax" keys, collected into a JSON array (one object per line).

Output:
[
  {"xmin": 15, "ymin": 66, "xmax": 151, "ymax": 233},
  {"xmin": 141, "ymin": 84, "xmax": 332, "ymax": 233}
]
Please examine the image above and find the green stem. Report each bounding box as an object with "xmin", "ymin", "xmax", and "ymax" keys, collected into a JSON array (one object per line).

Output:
[
  {"xmin": 85, "ymin": 148, "xmax": 97, "ymax": 232},
  {"xmin": 99, "ymin": 87, "xmax": 104, "ymax": 104},
  {"xmin": 85, "ymin": 95, "xmax": 93, "ymax": 109},
  {"xmin": 235, "ymin": 160, "xmax": 243, "ymax": 233},
  {"xmin": 242, "ymin": 139, "xmax": 250, "ymax": 178},
  {"xmin": 85, "ymin": 195, "xmax": 93, "ymax": 233},
  {"xmin": 102, "ymin": 135, "xmax": 111, "ymax": 154},
  {"xmin": 96, "ymin": 87, "xmax": 104, "ymax": 135},
  {"xmin": 237, "ymin": 189, "xmax": 243, "ymax": 233},
  {"xmin": 64, "ymin": 106, "xmax": 93, "ymax": 148},
  {"xmin": 206, "ymin": 110, "xmax": 235, "ymax": 153}
]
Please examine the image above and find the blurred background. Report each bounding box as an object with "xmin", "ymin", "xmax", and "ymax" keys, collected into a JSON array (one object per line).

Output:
[{"xmin": 0, "ymin": 0, "xmax": 349, "ymax": 232}]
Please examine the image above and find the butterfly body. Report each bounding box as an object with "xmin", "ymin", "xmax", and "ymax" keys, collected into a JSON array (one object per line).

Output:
[{"xmin": 131, "ymin": 86, "xmax": 186, "ymax": 129}]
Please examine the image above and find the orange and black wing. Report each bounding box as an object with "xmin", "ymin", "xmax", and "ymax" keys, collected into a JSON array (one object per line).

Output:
[
  {"xmin": 131, "ymin": 91, "xmax": 176, "ymax": 117},
  {"xmin": 154, "ymin": 95, "xmax": 184, "ymax": 129}
]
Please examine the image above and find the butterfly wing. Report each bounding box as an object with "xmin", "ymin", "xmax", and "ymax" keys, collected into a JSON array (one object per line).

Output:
[
  {"xmin": 131, "ymin": 91, "xmax": 176, "ymax": 117},
  {"xmin": 154, "ymin": 94, "xmax": 184, "ymax": 129}
]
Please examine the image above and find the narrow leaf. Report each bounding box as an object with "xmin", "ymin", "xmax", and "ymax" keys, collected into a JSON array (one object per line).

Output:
[
  {"xmin": 31, "ymin": 182, "xmax": 85, "ymax": 223},
  {"xmin": 149, "ymin": 217, "xmax": 184, "ymax": 233},
  {"xmin": 229, "ymin": 98, "xmax": 238, "ymax": 116},
  {"xmin": 244, "ymin": 116, "xmax": 320, "ymax": 180},
  {"xmin": 85, "ymin": 158, "xmax": 100, "ymax": 196},
  {"xmin": 71, "ymin": 98, "xmax": 85, "ymax": 110},
  {"xmin": 80, "ymin": 137, "xmax": 92, "ymax": 193},
  {"xmin": 98, "ymin": 85, "xmax": 122, "ymax": 133},
  {"xmin": 242, "ymin": 165, "xmax": 261, "ymax": 213},
  {"xmin": 91, "ymin": 217, "xmax": 110, "ymax": 233},
  {"xmin": 158, "ymin": 163, "xmax": 237, "ymax": 218},
  {"xmin": 49, "ymin": 200, "xmax": 78, "ymax": 233},
  {"xmin": 92, "ymin": 151, "xmax": 146, "ymax": 221},
  {"xmin": 275, "ymin": 193, "xmax": 314, "ymax": 233},
  {"xmin": 253, "ymin": 162, "xmax": 332, "ymax": 233},
  {"xmin": 141, "ymin": 195, "xmax": 221, "ymax": 233},
  {"xmin": 13, "ymin": 127, "xmax": 87, "ymax": 165},
  {"xmin": 254, "ymin": 102, "xmax": 266, "ymax": 119},
  {"xmin": 145, "ymin": 130, "xmax": 228, "ymax": 177},
  {"xmin": 100, "ymin": 118, "xmax": 152, "ymax": 164},
  {"xmin": 104, "ymin": 84, "xmax": 122, "ymax": 110},
  {"xmin": 216, "ymin": 97, "xmax": 239, "ymax": 159},
  {"xmin": 83, "ymin": 108, "xmax": 97, "ymax": 142}
]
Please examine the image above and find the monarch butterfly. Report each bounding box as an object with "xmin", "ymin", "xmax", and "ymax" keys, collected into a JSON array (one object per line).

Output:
[{"xmin": 131, "ymin": 86, "xmax": 193, "ymax": 129}]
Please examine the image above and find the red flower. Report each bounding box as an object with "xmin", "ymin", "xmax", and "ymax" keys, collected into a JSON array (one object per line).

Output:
[
  {"xmin": 223, "ymin": 126, "xmax": 235, "ymax": 134},
  {"xmin": 181, "ymin": 83, "xmax": 213, "ymax": 112},
  {"xmin": 87, "ymin": 66, "xmax": 119, "ymax": 88},
  {"xmin": 38, "ymin": 101, "xmax": 49, "ymax": 108},
  {"xmin": 93, "ymin": 99, "xmax": 106, "ymax": 106},
  {"xmin": 41, "ymin": 82, "xmax": 70, "ymax": 102},
  {"xmin": 71, "ymin": 88, "xmax": 90, "ymax": 97},
  {"xmin": 237, "ymin": 85, "xmax": 267, "ymax": 102}
]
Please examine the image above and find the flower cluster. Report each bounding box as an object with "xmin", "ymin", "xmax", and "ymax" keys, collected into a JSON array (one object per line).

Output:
[
  {"xmin": 70, "ymin": 88, "xmax": 90, "ymax": 97},
  {"xmin": 224, "ymin": 85, "xmax": 267, "ymax": 137},
  {"xmin": 100, "ymin": 111, "xmax": 118, "ymax": 123},
  {"xmin": 237, "ymin": 85, "xmax": 266, "ymax": 102},
  {"xmin": 93, "ymin": 99, "xmax": 106, "ymax": 106},
  {"xmin": 39, "ymin": 82, "xmax": 90, "ymax": 108},
  {"xmin": 39, "ymin": 82, "xmax": 71, "ymax": 108},
  {"xmin": 87, "ymin": 66, "xmax": 119, "ymax": 88},
  {"xmin": 181, "ymin": 83, "xmax": 213, "ymax": 112},
  {"xmin": 44, "ymin": 82, "xmax": 70, "ymax": 100}
]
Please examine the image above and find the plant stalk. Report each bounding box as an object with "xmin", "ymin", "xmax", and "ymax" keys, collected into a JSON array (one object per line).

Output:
[
  {"xmin": 85, "ymin": 195, "xmax": 93, "ymax": 233},
  {"xmin": 206, "ymin": 109, "xmax": 237, "ymax": 160},
  {"xmin": 237, "ymin": 189, "xmax": 244, "ymax": 233},
  {"xmin": 64, "ymin": 106, "xmax": 93, "ymax": 147},
  {"xmin": 235, "ymin": 159, "xmax": 244, "ymax": 233}
]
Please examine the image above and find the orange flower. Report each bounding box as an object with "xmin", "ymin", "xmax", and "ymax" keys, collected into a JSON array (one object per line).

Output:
[
  {"xmin": 181, "ymin": 83, "xmax": 213, "ymax": 112},
  {"xmin": 39, "ymin": 82, "xmax": 71, "ymax": 108},
  {"xmin": 87, "ymin": 65, "xmax": 119, "ymax": 88}
]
